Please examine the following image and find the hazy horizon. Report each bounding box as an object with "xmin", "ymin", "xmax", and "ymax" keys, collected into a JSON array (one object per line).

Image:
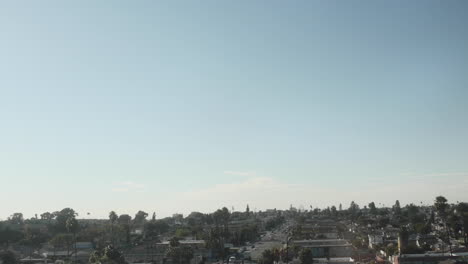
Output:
[
  {"xmin": 1, "ymin": 1, "xmax": 467, "ymax": 220},
  {"xmin": 0, "ymin": 190, "xmax": 465, "ymax": 221}
]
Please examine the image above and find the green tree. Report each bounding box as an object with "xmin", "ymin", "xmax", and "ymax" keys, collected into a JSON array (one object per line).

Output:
[
  {"xmin": 109, "ymin": 211, "xmax": 118, "ymax": 245},
  {"xmin": 259, "ymin": 249, "xmax": 275, "ymax": 264},
  {"xmin": 393, "ymin": 200, "xmax": 401, "ymax": 216},
  {"xmin": 40, "ymin": 212, "xmax": 54, "ymax": 221},
  {"xmin": 40, "ymin": 212, "xmax": 55, "ymax": 228},
  {"xmin": 456, "ymin": 203, "xmax": 468, "ymax": 246},
  {"xmin": 0, "ymin": 251, "xmax": 17, "ymax": 264},
  {"xmin": 117, "ymin": 214, "xmax": 132, "ymax": 225},
  {"xmin": 385, "ymin": 244, "xmax": 398, "ymax": 256},
  {"xmin": 109, "ymin": 211, "xmax": 118, "ymax": 225},
  {"xmin": 435, "ymin": 196, "xmax": 449, "ymax": 219},
  {"xmin": 117, "ymin": 214, "xmax": 132, "ymax": 244},
  {"xmin": 55, "ymin": 208, "xmax": 78, "ymax": 233},
  {"xmin": 9, "ymin": 213, "xmax": 24, "ymax": 225},
  {"xmin": 369, "ymin": 202, "xmax": 377, "ymax": 215},
  {"xmin": 0, "ymin": 227, "xmax": 24, "ymax": 247},
  {"xmin": 331, "ymin": 206, "xmax": 337, "ymax": 218},
  {"xmin": 50, "ymin": 233, "xmax": 74, "ymax": 257},
  {"xmin": 399, "ymin": 227, "xmax": 409, "ymax": 254},
  {"xmin": 22, "ymin": 224, "xmax": 49, "ymax": 248},
  {"xmin": 166, "ymin": 237, "xmax": 194, "ymax": 264},
  {"xmin": 349, "ymin": 201, "xmax": 360, "ymax": 220},
  {"xmin": 134, "ymin": 211, "xmax": 148, "ymax": 226},
  {"xmin": 90, "ymin": 245, "xmax": 126, "ymax": 264},
  {"xmin": 299, "ymin": 248, "xmax": 314, "ymax": 264},
  {"xmin": 434, "ymin": 196, "xmax": 452, "ymax": 252},
  {"xmin": 66, "ymin": 217, "xmax": 79, "ymax": 261}
]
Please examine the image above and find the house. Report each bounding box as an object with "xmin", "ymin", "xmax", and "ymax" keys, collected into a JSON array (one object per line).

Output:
[
  {"xmin": 156, "ymin": 240, "xmax": 209, "ymax": 259},
  {"xmin": 368, "ymin": 234, "xmax": 384, "ymax": 249},
  {"xmin": 131, "ymin": 228, "xmax": 144, "ymax": 235},
  {"xmin": 298, "ymin": 219, "xmax": 340, "ymax": 239},
  {"xmin": 394, "ymin": 253, "xmax": 468, "ymax": 264},
  {"xmin": 416, "ymin": 235, "xmax": 438, "ymax": 249},
  {"xmin": 291, "ymin": 239, "xmax": 353, "ymax": 258},
  {"xmin": 74, "ymin": 242, "xmax": 94, "ymax": 250},
  {"xmin": 384, "ymin": 227, "xmax": 400, "ymax": 239},
  {"xmin": 71, "ymin": 242, "xmax": 94, "ymax": 262},
  {"xmin": 19, "ymin": 256, "xmax": 51, "ymax": 263},
  {"xmin": 314, "ymin": 257, "xmax": 355, "ymax": 264},
  {"xmin": 228, "ymin": 218, "xmax": 259, "ymax": 232}
]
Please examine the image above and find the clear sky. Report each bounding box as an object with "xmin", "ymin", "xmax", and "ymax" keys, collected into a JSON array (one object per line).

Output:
[{"xmin": 1, "ymin": 1, "xmax": 467, "ymax": 220}]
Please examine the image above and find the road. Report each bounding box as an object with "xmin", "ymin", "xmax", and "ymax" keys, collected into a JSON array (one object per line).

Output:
[{"xmin": 249, "ymin": 222, "xmax": 292, "ymax": 261}]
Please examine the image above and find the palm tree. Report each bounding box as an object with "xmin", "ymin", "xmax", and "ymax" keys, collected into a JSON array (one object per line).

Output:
[
  {"xmin": 299, "ymin": 248, "xmax": 313, "ymax": 264},
  {"xmin": 166, "ymin": 238, "xmax": 193, "ymax": 264},
  {"xmin": 66, "ymin": 217, "xmax": 79, "ymax": 262},
  {"xmin": 109, "ymin": 211, "xmax": 118, "ymax": 245}
]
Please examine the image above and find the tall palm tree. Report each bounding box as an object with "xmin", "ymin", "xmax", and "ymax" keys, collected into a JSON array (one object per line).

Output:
[
  {"xmin": 66, "ymin": 217, "xmax": 79, "ymax": 262},
  {"xmin": 109, "ymin": 211, "xmax": 118, "ymax": 245}
]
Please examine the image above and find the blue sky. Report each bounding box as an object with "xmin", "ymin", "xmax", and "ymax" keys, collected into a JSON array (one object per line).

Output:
[{"xmin": 1, "ymin": 1, "xmax": 467, "ymax": 219}]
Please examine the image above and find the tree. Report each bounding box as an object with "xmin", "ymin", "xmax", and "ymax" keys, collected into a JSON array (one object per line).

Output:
[
  {"xmin": 406, "ymin": 203, "xmax": 423, "ymax": 225},
  {"xmin": 246, "ymin": 204, "xmax": 250, "ymax": 216},
  {"xmin": 272, "ymin": 248, "xmax": 281, "ymax": 263},
  {"xmin": 40, "ymin": 212, "xmax": 54, "ymax": 223},
  {"xmin": 66, "ymin": 217, "xmax": 79, "ymax": 262},
  {"xmin": 145, "ymin": 220, "xmax": 170, "ymax": 241},
  {"xmin": 89, "ymin": 245, "xmax": 126, "ymax": 264},
  {"xmin": 0, "ymin": 227, "xmax": 24, "ymax": 246},
  {"xmin": 50, "ymin": 234, "xmax": 74, "ymax": 257},
  {"xmin": 109, "ymin": 211, "xmax": 118, "ymax": 224},
  {"xmin": 213, "ymin": 207, "xmax": 230, "ymax": 238},
  {"xmin": 414, "ymin": 222, "xmax": 432, "ymax": 235},
  {"xmin": 109, "ymin": 211, "xmax": 118, "ymax": 245},
  {"xmin": 259, "ymin": 249, "xmax": 275, "ymax": 264},
  {"xmin": 434, "ymin": 196, "xmax": 452, "ymax": 252},
  {"xmin": 330, "ymin": 206, "xmax": 337, "ymax": 218},
  {"xmin": 9, "ymin": 213, "xmax": 24, "ymax": 225},
  {"xmin": 394, "ymin": 200, "xmax": 401, "ymax": 216},
  {"xmin": 134, "ymin": 211, "xmax": 148, "ymax": 226},
  {"xmin": 22, "ymin": 224, "xmax": 49, "ymax": 248},
  {"xmin": 299, "ymin": 248, "xmax": 314, "ymax": 264},
  {"xmin": 0, "ymin": 251, "xmax": 17, "ymax": 264},
  {"xmin": 349, "ymin": 201, "xmax": 360, "ymax": 220},
  {"xmin": 435, "ymin": 196, "xmax": 449, "ymax": 219},
  {"xmin": 55, "ymin": 208, "xmax": 78, "ymax": 232},
  {"xmin": 385, "ymin": 244, "xmax": 398, "ymax": 256},
  {"xmin": 455, "ymin": 203, "xmax": 468, "ymax": 246},
  {"xmin": 368, "ymin": 202, "xmax": 377, "ymax": 215},
  {"xmin": 166, "ymin": 237, "xmax": 194, "ymax": 264},
  {"xmin": 118, "ymin": 214, "xmax": 132, "ymax": 225},
  {"xmin": 399, "ymin": 227, "xmax": 409, "ymax": 254},
  {"xmin": 117, "ymin": 214, "xmax": 132, "ymax": 244}
]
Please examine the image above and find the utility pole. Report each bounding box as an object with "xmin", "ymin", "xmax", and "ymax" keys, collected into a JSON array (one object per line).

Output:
[{"xmin": 285, "ymin": 236, "xmax": 292, "ymax": 264}]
